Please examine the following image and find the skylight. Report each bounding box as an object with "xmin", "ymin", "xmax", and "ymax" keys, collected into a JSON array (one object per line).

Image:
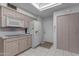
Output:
[{"xmin": 31, "ymin": 3, "xmax": 62, "ymax": 11}]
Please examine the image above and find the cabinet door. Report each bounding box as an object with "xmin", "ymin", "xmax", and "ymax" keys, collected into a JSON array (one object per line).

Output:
[
  {"xmin": 24, "ymin": 17, "xmax": 29, "ymax": 28},
  {"xmin": 24, "ymin": 17, "xmax": 33, "ymax": 28},
  {"xmin": 4, "ymin": 40, "xmax": 18, "ymax": 56},
  {"xmin": 2, "ymin": 7, "xmax": 16, "ymax": 18},
  {"xmin": 6, "ymin": 17, "xmax": 24, "ymax": 27},
  {"xmin": 27, "ymin": 36, "xmax": 32, "ymax": 48},
  {"xmin": 18, "ymin": 38, "xmax": 28, "ymax": 52}
]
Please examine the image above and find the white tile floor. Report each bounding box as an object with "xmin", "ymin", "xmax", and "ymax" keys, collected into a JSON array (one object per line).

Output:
[{"xmin": 18, "ymin": 46, "xmax": 79, "ymax": 56}]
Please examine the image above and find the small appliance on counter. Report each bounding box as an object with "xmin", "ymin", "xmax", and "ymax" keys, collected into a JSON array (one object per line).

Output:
[
  {"xmin": 25, "ymin": 28, "xmax": 31, "ymax": 34},
  {"xmin": 25, "ymin": 28, "xmax": 27, "ymax": 34}
]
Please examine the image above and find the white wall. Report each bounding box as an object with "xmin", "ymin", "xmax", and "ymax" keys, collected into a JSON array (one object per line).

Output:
[
  {"xmin": 53, "ymin": 6, "xmax": 79, "ymax": 47},
  {"xmin": 42, "ymin": 16, "xmax": 53, "ymax": 43}
]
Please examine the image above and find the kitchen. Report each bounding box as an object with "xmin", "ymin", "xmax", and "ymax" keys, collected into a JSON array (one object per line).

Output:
[
  {"xmin": 0, "ymin": 3, "xmax": 42, "ymax": 56},
  {"xmin": 1, "ymin": 3, "xmax": 79, "ymax": 56}
]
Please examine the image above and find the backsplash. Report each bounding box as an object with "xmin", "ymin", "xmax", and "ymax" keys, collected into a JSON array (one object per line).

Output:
[
  {"xmin": 0, "ymin": 27, "xmax": 25, "ymax": 31},
  {"xmin": 0, "ymin": 27, "xmax": 25, "ymax": 36}
]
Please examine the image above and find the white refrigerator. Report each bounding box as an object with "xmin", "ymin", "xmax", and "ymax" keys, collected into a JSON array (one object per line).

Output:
[{"xmin": 29, "ymin": 20, "xmax": 42, "ymax": 48}]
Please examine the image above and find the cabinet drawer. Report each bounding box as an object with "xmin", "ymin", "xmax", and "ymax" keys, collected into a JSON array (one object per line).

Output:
[
  {"xmin": 4, "ymin": 38, "xmax": 18, "ymax": 42},
  {"xmin": 4, "ymin": 37, "xmax": 26, "ymax": 42}
]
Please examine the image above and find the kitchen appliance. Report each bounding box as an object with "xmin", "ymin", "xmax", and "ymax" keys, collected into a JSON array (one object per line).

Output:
[
  {"xmin": 25, "ymin": 28, "xmax": 27, "ymax": 34},
  {"xmin": 29, "ymin": 20, "xmax": 41, "ymax": 48}
]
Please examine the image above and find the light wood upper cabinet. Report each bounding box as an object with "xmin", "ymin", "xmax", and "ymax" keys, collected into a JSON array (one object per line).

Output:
[
  {"xmin": 0, "ymin": 6, "xmax": 33, "ymax": 28},
  {"xmin": 6, "ymin": 16, "xmax": 24, "ymax": 27},
  {"xmin": 2, "ymin": 7, "xmax": 16, "ymax": 18},
  {"xmin": 1, "ymin": 7, "xmax": 25, "ymax": 27},
  {"xmin": 24, "ymin": 17, "xmax": 29, "ymax": 28},
  {"xmin": 24, "ymin": 17, "xmax": 33, "ymax": 28}
]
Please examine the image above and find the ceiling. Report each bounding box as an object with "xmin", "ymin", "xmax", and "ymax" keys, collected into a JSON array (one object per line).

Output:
[
  {"xmin": 12, "ymin": 3, "xmax": 79, "ymax": 18},
  {"xmin": 36, "ymin": 3, "xmax": 50, "ymax": 7},
  {"xmin": 31, "ymin": 3, "xmax": 62, "ymax": 11}
]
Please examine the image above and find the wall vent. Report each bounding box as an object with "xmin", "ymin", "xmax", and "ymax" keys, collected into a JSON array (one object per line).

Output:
[{"xmin": 7, "ymin": 3, "xmax": 17, "ymax": 10}]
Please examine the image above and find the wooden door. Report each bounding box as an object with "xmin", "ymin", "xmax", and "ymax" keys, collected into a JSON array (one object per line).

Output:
[
  {"xmin": 68, "ymin": 13, "xmax": 79, "ymax": 53},
  {"xmin": 57, "ymin": 15, "xmax": 69, "ymax": 51},
  {"xmin": 57, "ymin": 13, "xmax": 79, "ymax": 54}
]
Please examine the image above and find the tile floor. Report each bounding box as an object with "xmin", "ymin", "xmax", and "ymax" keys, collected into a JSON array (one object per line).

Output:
[{"xmin": 18, "ymin": 46, "xmax": 79, "ymax": 56}]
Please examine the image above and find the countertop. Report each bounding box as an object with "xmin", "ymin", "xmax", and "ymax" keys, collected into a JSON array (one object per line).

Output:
[{"xmin": 0, "ymin": 34, "xmax": 32, "ymax": 39}]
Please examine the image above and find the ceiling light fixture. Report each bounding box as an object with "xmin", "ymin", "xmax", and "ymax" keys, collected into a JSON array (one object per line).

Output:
[
  {"xmin": 31, "ymin": 3, "xmax": 40, "ymax": 10},
  {"xmin": 31, "ymin": 3, "xmax": 62, "ymax": 11}
]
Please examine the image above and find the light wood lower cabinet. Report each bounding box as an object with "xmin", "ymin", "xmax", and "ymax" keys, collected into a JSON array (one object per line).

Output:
[
  {"xmin": 18, "ymin": 38, "xmax": 28, "ymax": 52},
  {"xmin": 18, "ymin": 36, "xmax": 32, "ymax": 53},
  {"xmin": 0, "ymin": 35, "xmax": 32, "ymax": 56},
  {"xmin": 27, "ymin": 36, "xmax": 32, "ymax": 48},
  {"xmin": 4, "ymin": 40, "xmax": 18, "ymax": 56}
]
